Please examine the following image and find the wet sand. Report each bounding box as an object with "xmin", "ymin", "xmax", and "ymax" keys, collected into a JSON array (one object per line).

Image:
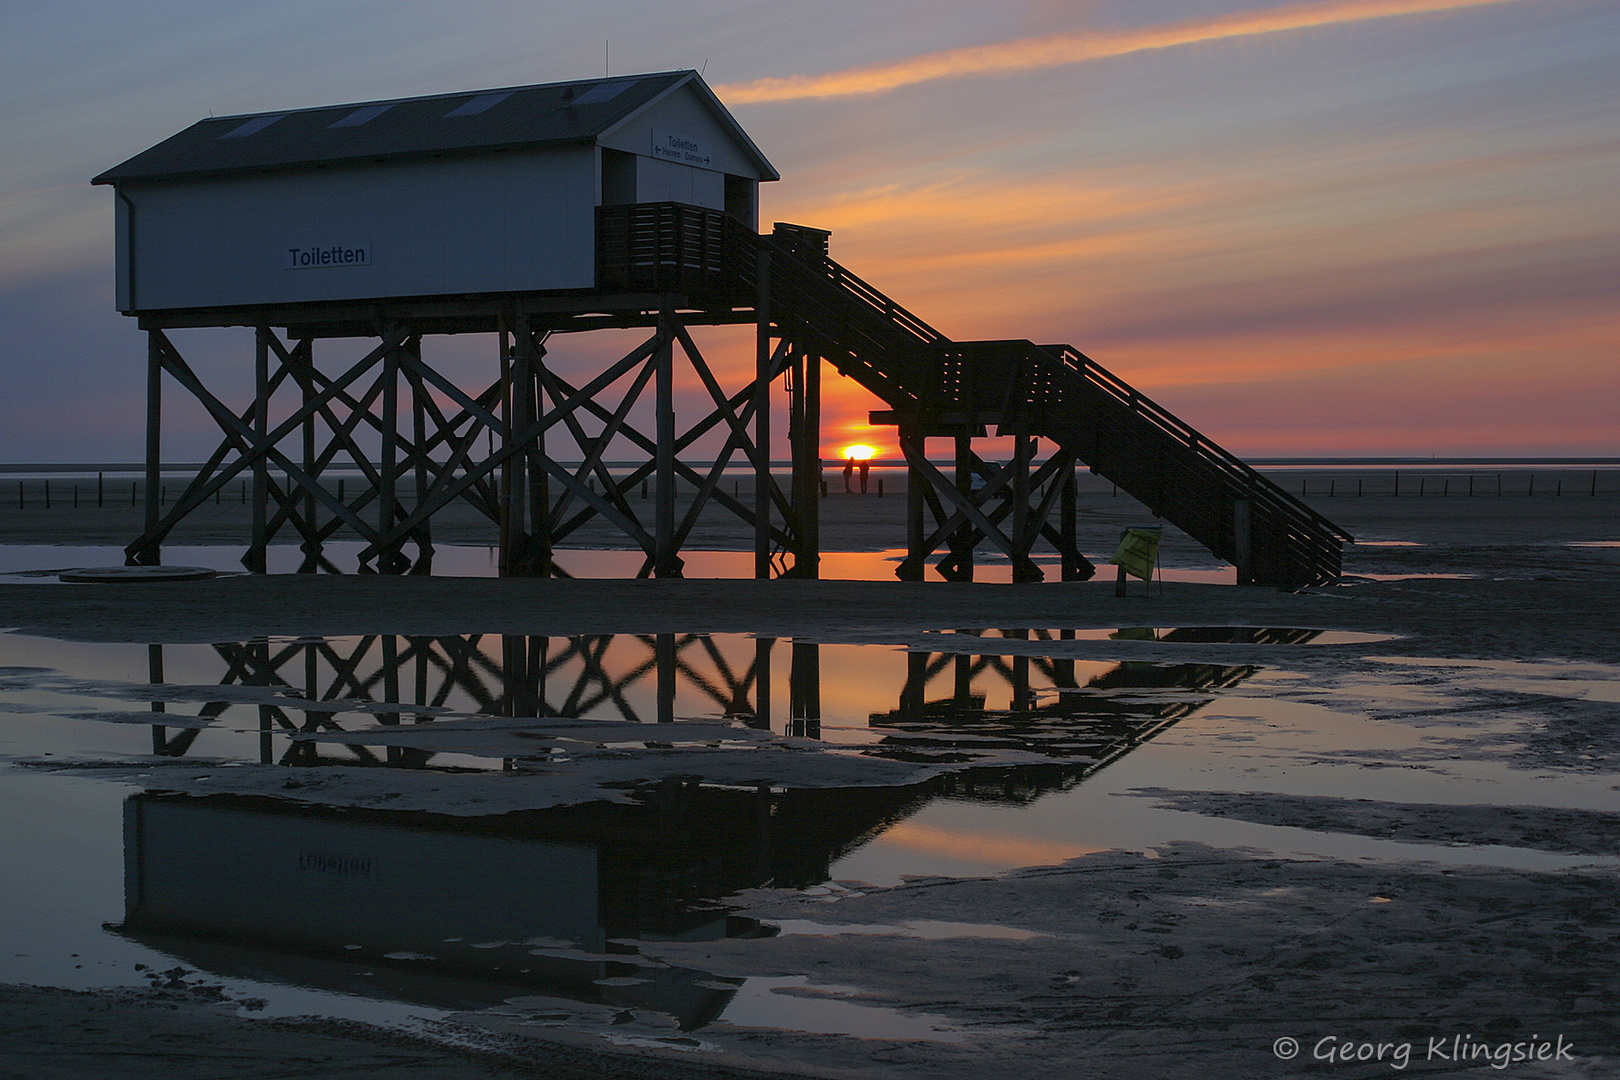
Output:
[{"xmin": 0, "ymin": 489, "xmax": 1617, "ymax": 1078}]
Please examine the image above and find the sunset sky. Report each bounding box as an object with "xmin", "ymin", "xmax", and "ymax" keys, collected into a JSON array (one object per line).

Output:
[{"xmin": 1, "ymin": 0, "xmax": 1614, "ymax": 461}]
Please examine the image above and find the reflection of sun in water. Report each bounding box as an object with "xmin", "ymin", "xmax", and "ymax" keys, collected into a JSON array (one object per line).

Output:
[{"xmin": 841, "ymin": 444, "xmax": 878, "ymax": 461}]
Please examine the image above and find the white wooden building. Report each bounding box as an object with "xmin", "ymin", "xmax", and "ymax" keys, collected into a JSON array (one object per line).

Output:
[{"xmin": 93, "ymin": 71, "xmax": 777, "ymax": 314}]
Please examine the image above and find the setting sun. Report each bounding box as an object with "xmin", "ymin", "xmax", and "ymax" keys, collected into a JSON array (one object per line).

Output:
[{"xmin": 840, "ymin": 444, "xmax": 878, "ymax": 461}]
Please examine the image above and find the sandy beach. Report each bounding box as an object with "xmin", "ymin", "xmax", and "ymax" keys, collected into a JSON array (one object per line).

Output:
[{"xmin": 0, "ymin": 482, "xmax": 1616, "ymax": 1078}]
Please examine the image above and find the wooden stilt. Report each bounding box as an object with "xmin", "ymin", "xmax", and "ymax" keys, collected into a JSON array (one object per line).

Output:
[
  {"xmin": 754, "ymin": 248, "xmax": 772, "ymax": 579},
  {"xmin": 246, "ymin": 327, "xmax": 269, "ymax": 573},
  {"xmin": 654, "ymin": 310, "xmax": 681, "ymax": 578},
  {"xmin": 132, "ymin": 332, "xmax": 162, "ymax": 565}
]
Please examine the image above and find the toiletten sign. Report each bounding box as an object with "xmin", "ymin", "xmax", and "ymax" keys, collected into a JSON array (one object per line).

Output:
[
  {"xmin": 284, "ymin": 243, "xmax": 371, "ymax": 269},
  {"xmin": 652, "ymin": 130, "xmax": 712, "ymax": 169}
]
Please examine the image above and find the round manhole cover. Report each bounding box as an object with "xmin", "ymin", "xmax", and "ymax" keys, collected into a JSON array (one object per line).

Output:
[{"xmin": 59, "ymin": 566, "xmax": 218, "ymax": 583}]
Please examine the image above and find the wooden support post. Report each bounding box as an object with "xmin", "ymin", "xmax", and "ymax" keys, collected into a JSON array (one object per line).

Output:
[
  {"xmin": 299, "ymin": 339, "xmax": 318, "ymax": 567},
  {"xmin": 785, "ymin": 343, "xmax": 822, "ymax": 579},
  {"xmin": 952, "ymin": 431, "xmax": 975, "ymax": 581},
  {"xmin": 1011, "ymin": 431, "xmax": 1039, "ymax": 582},
  {"xmin": 246, "ymin": 328, "xmax": 270, "ymax": 573},
  {"xmin": 754, "ymin": 250, "xmax": 772, "ymax": 579},
  {"xmin": 409, "ymin": 348, "xmax": 434, "ymax": 571},
  {"xmin": 654, "ymin": 309, "xmax": 681, "ymax": 577},
  {"xmin": 378, "ymin": 335, "xmax": 402, "ymax": 572},
  {"xmin": 900, "ymin": 426, "xmax": 925, "ymax": 581},
  {"xmin": 527, "ymin": 333, "xmax": 551, "ymax": 576},
  {"xmin": 134, "ymin": 332, "xmax": 163, "ymax": 565},
  {"xmin": 1233, "ymin": 498, "xmax": 1253, "ymax": 585},
  {"xmin": 497, "ymin": 322, "xmax": 514, "ymax": 574},
  {"xmin": 511, "ymin": 324, "xmax": 531, "ymax": 564},
  {"xmin": 1061, "ymin": 465, "xmax": 1081, "ymax": 580},
  {"xmin": 802, "ymin": 349, "xmax": 820, "ymax": 574}
]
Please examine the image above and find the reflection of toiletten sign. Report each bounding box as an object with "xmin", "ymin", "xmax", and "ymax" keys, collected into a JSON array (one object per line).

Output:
[
  {"xmin": 652, "ymin": 130, "xmax": 712, "ymax": 168},
  {"xmin": 284, "ymin": 243, "xmax": 371, "ymax": 269}
]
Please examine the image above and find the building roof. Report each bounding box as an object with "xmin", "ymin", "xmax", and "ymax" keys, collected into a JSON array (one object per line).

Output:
[{"xmin": 93, "ymin": 70, "xmax": 777, "ymax": 185}]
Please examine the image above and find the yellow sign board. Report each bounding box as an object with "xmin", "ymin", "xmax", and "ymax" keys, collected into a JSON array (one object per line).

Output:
[{"xmin": 1110, "ymin": 526, "xmax": 1163, "ymax": 583}]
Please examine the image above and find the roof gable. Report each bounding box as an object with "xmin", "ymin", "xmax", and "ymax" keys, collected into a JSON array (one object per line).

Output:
[{"xmin": 93, "ymin": 71, "xmax": 776, "ymax": 185}]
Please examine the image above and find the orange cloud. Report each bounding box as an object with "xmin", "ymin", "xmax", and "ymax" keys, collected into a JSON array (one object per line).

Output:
[{"xmin": 720, "ymin": 0, "xmax": 1528, "ymax": 102}]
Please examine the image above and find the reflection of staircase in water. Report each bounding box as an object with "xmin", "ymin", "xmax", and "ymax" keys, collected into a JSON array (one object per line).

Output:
[
  {"xmin": 135, "ymin": 630, "xmax": 1270, "ymax": 813},
  {"xmin": 869, "ymin": 636, "xmax": 1262, "ymax": 802},
  {"xmin": 140, "ymin": 632, "xmax": 1262, "ymax": 776}
]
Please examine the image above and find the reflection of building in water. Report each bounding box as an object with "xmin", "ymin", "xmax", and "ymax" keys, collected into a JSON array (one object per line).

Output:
[
  {"xmin": 145, "ymin": 632, "xmax": 813, "ymax": 762},
  {"xmin": 140, "ymin": 630, "xmax": 1274, "ymax": 779},
  {"xmin": 116, "ymin": 780, "xmax": 928, "ymax": 1023},
  {"xmin": 116, "ymin": 629, "xmax": 1272, "ymax": 1027}
]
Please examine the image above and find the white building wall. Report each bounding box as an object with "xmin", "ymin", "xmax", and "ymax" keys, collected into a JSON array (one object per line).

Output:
[
  {"xmin": 121, "ymin": 146, "xmax": 597, "ymax": 312},
  {"xmin": 597, "ymin": 81, "xmax": 763, "ymax": 224},
  {"xmin": 597, "ymin": 82, "xmax": 766, "ymax": 180},
  {"xmin": 634, "ymin": 157, "xmax": 725, "ymax": 209}
]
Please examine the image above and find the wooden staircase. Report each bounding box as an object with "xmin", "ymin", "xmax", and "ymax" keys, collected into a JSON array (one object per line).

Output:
[
  {"xmin": 749, "ymin": 223, "xmax": 1350, "ymax": 587},
  {"xmin": 595, "ymin": 203, "xmax": 1350, "ymax": 586}
]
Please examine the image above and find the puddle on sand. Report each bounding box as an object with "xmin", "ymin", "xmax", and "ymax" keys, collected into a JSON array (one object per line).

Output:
[
  {"xmin": 922, "ymin": 627, "xmax": 1393, "ymax": 646},
  {"xmin": 772, "ymin": 919, "xmax": 1043, "ymax": 941},
  {"xmin": 0, "ymin": 543, "xmax": 1239, "ymax": 585},
  {"xmin": 718, "ymin": 977, "xmax": 966, "ymax": 1042},
  {"xmin": 1342, "ymin": 572, "xmax": 1473, "ymax": 581},
  {"xmin": 0, "ymin": 628, "xmax": 1614, "ymax": 1046}
]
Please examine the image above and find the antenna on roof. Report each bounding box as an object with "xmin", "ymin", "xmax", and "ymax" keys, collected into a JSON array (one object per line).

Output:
[{"xmin": 605, "ymin": 40, "xmax": 609, "ymax": 77}]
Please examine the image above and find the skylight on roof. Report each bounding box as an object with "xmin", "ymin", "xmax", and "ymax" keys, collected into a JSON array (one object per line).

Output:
[
  {"xmin": 220, "ymin": 115, "xmax": 284, "ymax": 139},
  {"xmin": 329, "ymin": 104, "xmax": 393, "ymax": 128},
  {"xmin": 445, "ymin": 92, "xmax": 512, "ymax": 118},
  {"xmin": 571, "ymin": 81, "xmax": 631, "ymax": 105}
]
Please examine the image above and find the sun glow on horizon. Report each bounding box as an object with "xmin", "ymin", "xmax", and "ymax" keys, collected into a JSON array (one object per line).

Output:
[{"xmin": 839, "ymin": 443, "xmax": 879, "ymax": 461}]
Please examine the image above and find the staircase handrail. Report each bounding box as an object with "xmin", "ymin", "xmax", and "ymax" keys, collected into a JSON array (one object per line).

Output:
[{"xmin": 1040, "ymin": 343, "xmax": 1353, "ymax": 542}]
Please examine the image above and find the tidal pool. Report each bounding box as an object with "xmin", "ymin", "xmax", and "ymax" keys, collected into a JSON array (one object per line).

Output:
[{"xmin": 0, "ymin": 625, "xmax": 1614, "ymax": 1044}]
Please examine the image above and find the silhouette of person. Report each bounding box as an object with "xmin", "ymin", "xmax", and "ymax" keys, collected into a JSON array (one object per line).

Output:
[
  {"xmin": 858, "ymin": 459, "xmax": 870, "ymax": 494},
  {"xmin": 843, "ymin": 457, "xmax": 855, "ymax": 492}
]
